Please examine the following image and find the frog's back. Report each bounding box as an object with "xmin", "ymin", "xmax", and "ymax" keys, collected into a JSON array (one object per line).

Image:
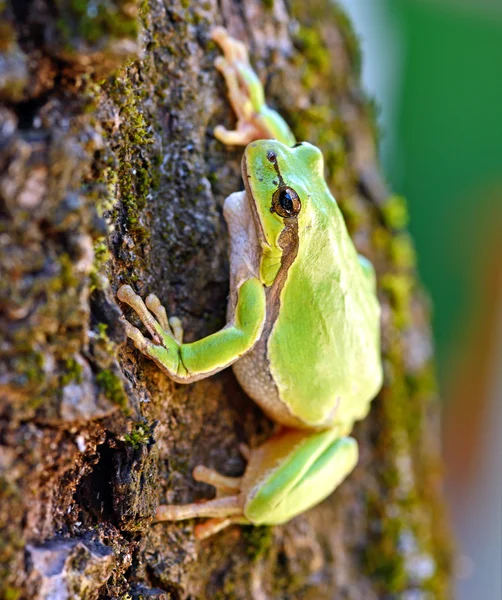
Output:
[{"xmin": 266, "ymin": 196, "xmax": 382, "ymax": 428}]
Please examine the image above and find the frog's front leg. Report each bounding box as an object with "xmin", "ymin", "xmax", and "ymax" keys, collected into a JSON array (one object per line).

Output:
[
  {"xmin": 155, "ymin": 428, "xmax": 359, "ymax": 539},
  {"xmin": 211, "ymin": 26, "xmax": 296, "ymax": 147},
  {"xmin": 117, "ymin": 277, "xmax": 266, "ymax": 383}
]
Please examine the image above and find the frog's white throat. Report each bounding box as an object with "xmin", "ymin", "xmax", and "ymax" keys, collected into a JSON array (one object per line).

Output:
[{"xmin": 223, "ymin": 190, "xmax": 262, "ymax": 287}]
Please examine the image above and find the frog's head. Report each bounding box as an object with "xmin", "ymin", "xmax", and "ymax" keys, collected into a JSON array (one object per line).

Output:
[{"xmin": 242, "ymin": 140, "xmax": 325, "ymax": 286}]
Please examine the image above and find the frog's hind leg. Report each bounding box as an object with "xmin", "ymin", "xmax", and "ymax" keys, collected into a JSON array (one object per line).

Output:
[{"xmin": 243, "ymin": 431, "xmax": 360, "ymax": 526}]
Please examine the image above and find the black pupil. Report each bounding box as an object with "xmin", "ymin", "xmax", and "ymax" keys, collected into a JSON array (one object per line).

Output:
[{"xmin": 279, "ymin": 189, "xmax": 294, "ymax": 214}]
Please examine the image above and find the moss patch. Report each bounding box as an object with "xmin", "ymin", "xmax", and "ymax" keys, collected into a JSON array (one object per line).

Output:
[
  {"xmin": 55, "ymin": 0, "xmax": 139, "ymax": 53},
  {"xmin": 243, "ymin": 525, "xmax": 274, "ymax": 562},
  {"xmin": 61, "ymin": 357, "xmax": 84, "ymax": 385},
  {"xmin": 96, "ymin": 368, "xmax": 128, "ymax": 411},
  {"xmin": 124, "ymin": 421, "xmax": 152, "ymax": 448}
]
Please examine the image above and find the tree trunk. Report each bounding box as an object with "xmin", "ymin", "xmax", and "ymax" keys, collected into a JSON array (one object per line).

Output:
[{"xmin": 0, "ymin": 0, "xmax": 452, "ymax": 598}]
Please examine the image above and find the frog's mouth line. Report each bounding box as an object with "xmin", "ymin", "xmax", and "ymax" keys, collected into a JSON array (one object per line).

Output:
[{"xmin": 241, "ymin": 148, "xmax": 299, "ymax": 292}]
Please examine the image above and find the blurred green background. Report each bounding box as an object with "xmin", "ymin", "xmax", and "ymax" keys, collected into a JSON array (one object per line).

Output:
[
  {"xmin": 387, "ymin": 0, "xmax": 502, "ymax": 376},
  {"xmin": 337, "ymin": 0, "xmax": 502, "ymax": 598}
]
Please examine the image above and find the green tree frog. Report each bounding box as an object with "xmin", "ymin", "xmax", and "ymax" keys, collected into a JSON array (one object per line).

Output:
[{"xmin": 117, "ymin": 27, "xmax": 383, "ymax": 540}]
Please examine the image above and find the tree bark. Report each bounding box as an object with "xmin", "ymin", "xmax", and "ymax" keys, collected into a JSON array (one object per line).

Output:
[{"xmin": 0, "ymin": 0, "xmax": 452, "ymax": 598}]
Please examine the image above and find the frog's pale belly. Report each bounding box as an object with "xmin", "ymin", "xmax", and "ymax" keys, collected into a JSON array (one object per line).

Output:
[{"xmin": 231, "ymin": 332, "xmax": 309, "ymax": 429}]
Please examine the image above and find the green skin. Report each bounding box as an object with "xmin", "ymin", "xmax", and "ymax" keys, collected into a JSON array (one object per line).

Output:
[{"xmin": 117, "ymin": 28, "xmax": 382, "ymax": 538}]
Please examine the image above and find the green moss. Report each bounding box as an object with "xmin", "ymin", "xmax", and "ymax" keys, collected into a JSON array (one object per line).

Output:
[
  {"xmin": 330, "ymin": 2, "xmax": 362, "ymax": 78},
  {"xmin": 365, "ymin": 94, "xmax": 383, "ymax": 148},
  {"xmin": 294, "ymin": 25, "xmax": 331, "ymax": 87},
  {"xmin": 337, "ymin": 195, "xmax": 364, "ymax": 232},
  {"xmin": 90, "ymin": 240, "xmax": 110, "ymax": 292},
  {"xmin": 4, "ymin": 587, "xmax": 21, "ymax": 600},
  {"xmin": 49, "ymin": 253, "xmax": 79, "ymax": 293},
  {"xmin": 103, "ymin": 69, "xmax": 159, "ymax": 242},
  {"xmin": 390, "ymin": 234, "xmax": 416, "ymax": 270},
  {"xmin": 96, "ymin": 167, "xmax": 118, "ymax": 217},
  {"xmin": 381, "ymin": 273, "xmax": 414, "ymax": 329},
  {"xmin": 124, "ymin": 421, "xmax": 152, "ymax": 448},
  {"xmin": 96, "ymin": 369, "xmax": 129, "ymax": 411},
  {"xmin": 242, "ymin": 525, "xmax": 274, "ymax": 562},
  {"xmin": 382, "ymin": 194, "xmax": 409, "ymax": 230},
  {"xmin": 56, "ymin": 0, "xmax": 139, "ymax": 51},
  {"xmin": 362, "ymin": 501, "xmax": 407, "ymax": 592},
  {"xmin": 61, "ymin": 357, "xmax": 83, "ymax": 385},
  {"xmin": 15, "ymin": 350, "xmax": 45, "ymax": 386},
  {"xmin": 97, "ymin": 322, "xmax": 109, "ymax": 339},
  {"xmin": 292, "ymin": 2, "xmax": 362, "ymax": 81}
]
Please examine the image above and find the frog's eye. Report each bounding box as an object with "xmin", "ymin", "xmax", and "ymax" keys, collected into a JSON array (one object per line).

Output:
[{"xmin": 271, "ymin": 186, "xmax": 301, "ymax": 218}]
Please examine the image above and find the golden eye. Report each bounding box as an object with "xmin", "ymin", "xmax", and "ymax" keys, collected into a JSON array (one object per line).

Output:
[{"xmin": 271, "ymin": 186, "xmax": 301, "ymax": 218}]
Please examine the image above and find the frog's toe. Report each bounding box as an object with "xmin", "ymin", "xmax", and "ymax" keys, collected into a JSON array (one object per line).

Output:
[
  {"xmin": 211, "ymin": 26, "xmax": 248, "ymax": 63},
  {"xmin": 168, "ymin": 316, "xmax": 184, "ymax": 343},
  {"xmin": 120, "ymin": 317, "xmax": 146, "ymax": 347},
  {"xmin": 192, "ymin": 464, "xmax": 242, "ymax": 494},
  {"xmin": 118, "ymin": 285, "xmax": 162, "ymax": 344},
  {"xmin": 120, "ymin": 316, "xmax": 168, "ymax": 366},
  {"xmin": 214, "ymin": 55, "xmax": 228, "ymax": 73},
  {"xmin": 156, "ymin": 495, "xmax": 242, "ymax": 522},
  {"xmin": 214, "ymin": 123, "xmax": 258, "ymax": 146},
  {"xmin": 194, "ymin": 515, "xmax": 251, "ymax": 540},
  {"xmin": 145, "ymin": 293, "xmax": 171, "ymax": 333},
  {"xmin": 118, "ymin": 284, "xmax": 178, "ymax": 346},
  {"xmin": 118, "ymin": 286, "xmax": 187, "ymax": 378}
]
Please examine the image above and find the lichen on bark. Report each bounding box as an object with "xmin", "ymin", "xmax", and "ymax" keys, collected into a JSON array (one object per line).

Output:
[{"xmin": 0, "ymin": 0, "xmax": 452, "ymax": 598}]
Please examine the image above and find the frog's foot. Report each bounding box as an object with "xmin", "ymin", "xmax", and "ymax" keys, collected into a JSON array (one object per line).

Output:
[
  {"xmin": 156, "ymin": 489, "xmax": 248, "ymax": 540},
  {"xmin": 156, "ymin": 461, "xmax": 250, "ymax": 539},
  {"xmin": 212, "ymin": 57, "xmax": 265, "ymax": 146},
  {"xmin": 117, "ymin": 285, "xmax": 186, "ymax": 379},
  {"xmin": 211, "ymin": 27, "xmax": 268, "ymax": 146},
  {"xmin": 211, "ymin": 27, "xmax": 296, "ymax": 146}
]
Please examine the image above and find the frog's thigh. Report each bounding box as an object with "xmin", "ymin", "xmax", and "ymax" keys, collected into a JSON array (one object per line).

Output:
[{"xmin": 245, "ymin": 434, "xmax": 358, "ymax": 526}]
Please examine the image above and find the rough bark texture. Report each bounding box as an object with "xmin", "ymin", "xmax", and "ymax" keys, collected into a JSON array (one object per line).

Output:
[{"xmin": 0, "ymin": 1, "xmax": 452, "ymax": 598}]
